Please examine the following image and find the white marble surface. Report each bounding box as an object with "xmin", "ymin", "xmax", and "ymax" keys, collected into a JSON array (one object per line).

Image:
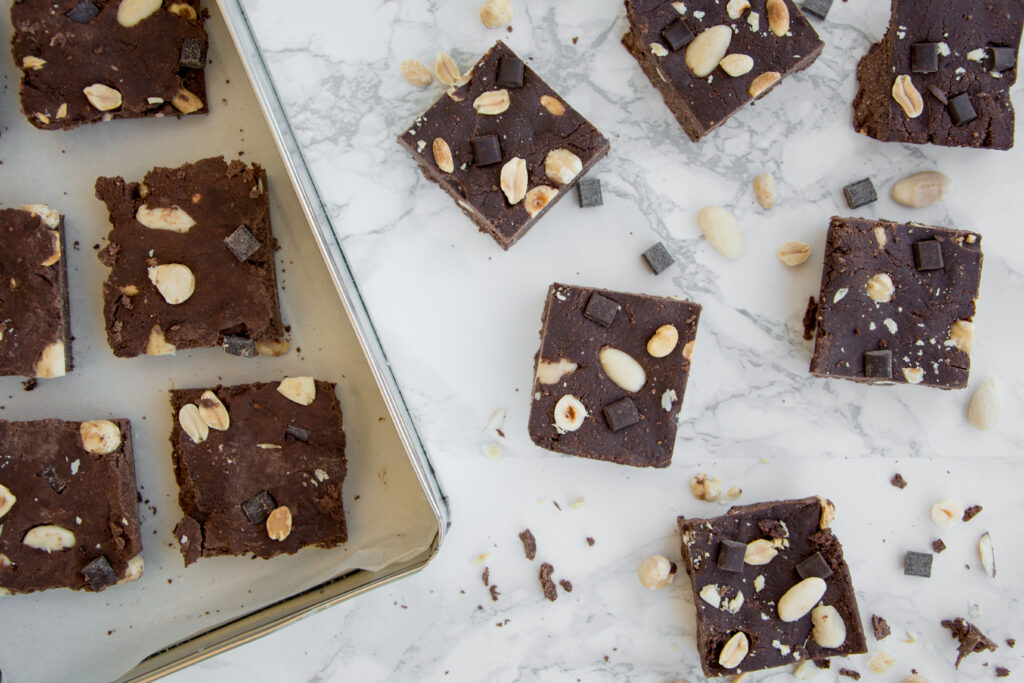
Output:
[{"xmin": 172, "ymin": 0, "xmax": 1023, "ymax": 680}]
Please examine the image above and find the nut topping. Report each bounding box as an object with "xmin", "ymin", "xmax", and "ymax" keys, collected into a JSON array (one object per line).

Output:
[
  {"xmin": 168, "ymin": 2, "xmax": 197, "ymax": 19},
  {"xmin": 811, "ymin": 604, "xmax": 847, "ymax": 648},
  {"xmin": 681, "ymin": 340, "xmax": 695, "ymax": 360},
  {"xmin": 930, "ymin": 498, "xmax": 962, "ymax": 529},
  {"xmin": 34, "ymin": 341, "xmax": 66, "ymax": 379},
  {"xmin": 689, "ymin": 472, "xmax": 722, "ymax": 502},
  {"xmin": 720, "ymin": 53, "xmax": 754, "ymax": 77},
  {"xmin": 255, "ymin": 338, "xmax": 290, "ymax": 357},
  {"xmin": 23, "ymin": 525, "xmax": 76, "ymax": 552},
  {"xmin": 500, "ymin": 157, "xmax": 528, "ymax": 204},
  {"xmin": 117, "ymin": 0, "xmax": 161, "ymax": 27},
  {"xmin": 967, "ymin": 378, "xmax": 1001, "ymax": 430},
  {"xmin": 540, "ymin": 95, "xmax": 565, "ymax": 116},
  {"xmin": 647, "ymin": 324, "xmax": 679, "ymax": 358},
  {"xmin": 891, "ymin": 171, "xmax": 952, "ymax": 208},
  {"xmin": 819, "ymin": 497, "xmax": 836, "ymax": 528},
  {"xmin": 278, "ymin": 376, "xmax": 316, "ymax": 405},
  {"xmin": 178, "ymin": 403, "xmax": 209, "ymax": 444},
  {"xmin": 479, "ymin": 0, "xmax": 514, "ymax": 28},
  {"xmin": 171, "ymin": 87, "xmax": 203, "ymax": 114},
  {"xmin": 432, "ymin": 138, "xmax": 455, "ymax": 174},
  {"xmin": 524, "ymin": 186, "xmax": 557, "ymax": 217},
  {"xmin": 545, "ymin": 149, "xmax": 582, "ymax": 186},
  {"xmin": 892, "ymin": 75, "xmax": 924, "ymax": 118},
  {"xmin": 401, "ymin": 59, "xmax": 433, "ymax": 88},
  {"xmin": 749, "ymin": 71, "xmax": 781, "ymax": 97},
  {"xmin": 753, "ymin": 172, "xmax": 777, "ymax": 209},
  {"xmin": 198, "ymin": 390, "xmax": 230, "ymax": 431},
  {"xmin": 778, "ymin": 577, "xmax": 827, "ymax": 622},
  {"xmin": 473, "ymin": 89, "xmax": 511, "ymax": 115},
  {"xmin": 144, "ymin": 325, "xmax": 176, "ymax": 356},
  {"xmin": 902, "ymin": 367, "xmax": 924, "ymax": 384},
  {"xmin": 266, "ymin": 506, "xmax": 292, "ymax": 541},
  {"xmin": 553, "ymin": 394, "xmax": 587, "ymax": 432},
  {"xmin": 536, "ymin": 358, "xmax": 578, "ymax": 384},
  {"xmin": 637, "ymin": 554, "xmax": 676, "ymax": 589},
  {"xmin": 22, "ymin": 55, "xmax": 45, "ymax": 70},
  {"xmin": 651, "ymin": 42, "xmax": 669, "ymax": 57},
  {"xmin": 122, "ymin": 554, "xmax": 145, "ymax": 582},
  {"xmin": 726, "ymin": 0, "xmax": 751, "ymax": 19},
  {"xmin": 766, "ymin": 0, "xmax": 790, "ymax": 36},
  {"xmin": 744, "ymin": 539, "xmax": 778, "ymax": 565},
  {"xmin": 866, "ymin": 273, "xmax": 895, "ymax": 303},
  {"xmin": 148, "ymin": 264, "xmax": 196, "ymax": 305},
  {"xmin": 947, "ymin": 320, "xmax": 974, "ymax": 353},
  {"xmin": 136, "ymin": 204, "xmax": 196, "ymax": 232},
  {"xmin": 435, "ymin": 52, "xmax": 461, "ymax": 86},
  {"xmin": 20, "ymin": 203, "xmax": 60, "ymax": 228},
  {"xmin": 80, "ymin": 420, "xmax": 122, "ymax": 455},
  {"xmin": 40, "ymin": 230, "xmax": 62, "ymax": 267},
  {"xmin": 978, "ymin": 531, "xmax": 996, "ymax": 578},
  {"xmin": 777, "ymin": 241, "xmax": 811, "ymax": 266},
  {"xmin": 0, "ymin": 484, "xmax": 16, "ymax": 520},
  {"xmin": 598, "ymin": 347, "xmax": 647, "ymax": 392},
  {"xmin": 697, "ymin": 206, "xmax": 743, "ymax": 259},
  {"xmin": 83, "ymin": 83, "xmax": 122, "ymax": 111},
  {"xmin": 685, "ymin": 25, "xmax": 732, "ymax": 78},
  {"xmin": 718, "ymin": 632, "xmax": 749, "ymax": 669}
]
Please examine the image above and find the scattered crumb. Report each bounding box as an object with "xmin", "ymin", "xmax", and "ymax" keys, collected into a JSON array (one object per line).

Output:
[
  {"xmin": 867, "ymin": 651, "xmax": 894, "ymax": 674},
  {"xmin": 813, "ymin": 659, "xmax": 831, "ymax": 669},
  {"xmin": 586, "ymin": 536, "xmax": 595, "ymax": 546},
  {"xmin": 483, "ymin": 407, "xmax": 505, "ymax": 432},
  {"xmin": 482, "ymin": 442, "xmax": 503, "ymax": 460},
  {"xmin": 932, "ymin": 538, "xmax": 946, "ymax": 553},
  {"xmin": 891, "ymin": 473, "xmax": 907, "ymax": 489},
  {"xmin": 559, "ymin": 579, "xmax": 573, "ymax": 593},
  {"xmin": 942, "ymin": 617, "xmax": 998, "ymax": 668},
  {"xmin": 519, "ymin": 529, "xmax": 537, "ymax": 561},
  {"xmin": 569, "ymin": 497, "xmax": 585, "ymax": 510},
  {"xmin": 489, "ymin": 585, "xmax": 500, "ymax": 602},
  {"xmin": 996, "ymin": 667, "xmax": 1011, "ymax": 677},
  {"xmin": 872, "ymin": 614, "xmax": 891, "ymax": 641},
  {"xmin": 1007, "ymin": 638, "xmax": 1016, "ymax": 648},
  {"xmin": 838, "ymin": 668, "xmax": 861, "ymax": 680},
  {"xmin": 724, "ymin": 485, "xmax": 742, "ymax": 501},
  {"xmin": 539, "ymin": 562, "xmax": 558, "ymax": 601},
  {"xmin": 802, "ymin": 296, "xmax": 819, "ymax": 340},
  {"xmin": 962, "ymin": 505, "xmax": 983, "ymax": 522},
  {"xmin": 21, "ymin": 378, "xmax": 36, "ymax": 392},
  {"xmin": 552, "ymin": 500, "xmax": 562, "ymax": 511},
  {"xmin": 482, "ymin": 567, "xmax": 490, "ymax": 587},
  {"xmin": 572, "ymin": 36, "xmax": 579, "ymax": 44},
  {"xmin": 473, "ymin": 553, "xmax": 489, "ymax": 565}
]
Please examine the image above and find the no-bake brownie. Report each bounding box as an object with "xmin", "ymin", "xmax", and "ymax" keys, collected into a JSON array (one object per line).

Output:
[
  {"xmin": 398, "ymin": 41, "xmax": 610, "ymax": 250},
  {"xmin": 528, "ymin": 283, "xmax": 701, "ymax": 468},
  {"xmin": 11, "ymin": 0, "xmax": 208, "ymax": 130},
  {"xmin": 0, "ymin": 205, "xmax": 72, "ymax": 379},
  {"xmin": 96, "ymin": 156, "xmax": 285, "ymax": 358},
  {"xmin": 0, "ymin": 418, "xmax": 143, "ymax": 594},
  {"xmin": 623, "ymin": 0, "xmax": 824, "ymax": 141},
  {"xmin": 853, "ymin": 0, "xmax": 1024, "ymax": 150},
  {"xmin": 170, "ymin": 379, "xmax": 347, "ymax": 565},
  {"xmin": 677, "ymin": 496, "xmax": 867, "ymax": 677},
  {"xmin": 810, "ymin": 217, "xmax": 982, "ymax": 389}
]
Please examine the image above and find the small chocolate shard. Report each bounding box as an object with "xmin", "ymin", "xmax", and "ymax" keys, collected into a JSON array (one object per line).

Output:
[
  {"xmin": 179, "ymin": 37, "xmax": 207, "ymax": 70},
  {"xmin": 942, "ymin": 617, "xmax": 998, "ymax": 668},
  {"xmin": 285, "ymin": 424, "xmax": 312, "ymax": 443},
  {"xmin": 539, "ymin": 562, "xmax": 558, "ymax": 601},
  {"xmin": 81, "ymin": 556, "xmax": 118, "ymax": 591},
  {"xmin": 65, "ymin": 0, "xmax": 99, "ymax": 23},
  {"xmin": 37, "ymin": 463, "xmax": 67, "ymax": 494},
  {"xmin": 838, "ymin": 669, "xmax": 861, "ymax": 680},
  {"xmin": 224, "ymin": 225, "xmax": 261, "ymax": 262},
  {"xmin": 802, "ymin": 296, "xmax": 818, "ymax": 341},
  {"xmin": 222, "ymin": 335, "xmax": 255, "ymax": 358},
  {"xmin": 241, "ymin": 490, "xmax": 276, "ymax": 525},
  {"xmin": 519, "ymin": 529, "xmax": 537, "ymax": 561},
  {"xmin": 716, "ymin": 539, "xmax": 746, "ymax": 573},
  {"xmin": 796, "ymin": 551, "xmax": 834, "ymax": 580},
  {"xmin": 891, "ymin": 473, "xmax": 907, "ymax": 489},
  {"xmin": 871, "ymin": 614, "xmax": 891, "ymax": 641}
]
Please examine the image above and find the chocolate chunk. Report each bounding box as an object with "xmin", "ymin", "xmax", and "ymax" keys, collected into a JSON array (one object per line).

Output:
[
  {"xmin": 962, "ymin": 504, "xmax": 983, "ymax": 522},
  {"xmin": 928, "ymin": 85, "xmax": 949, "ymax": 105},
  {"xmin": 863, "ymin": 350, "xmax": 892, "ymax": 379},
  {"xmin": 904, "ymin": 550, "xmax": 933, "ymax": 577},
  {"xmin": 814, "ymin": 659, "xmax": 831, "ymax": 669},
  {"xmin": 179, "ymin": 38, "xmax": 207, "ymax": 70},
  {"xmin": 576, "ymin": 177, "xmax": 603, "ymax": 208},
  {"xmin": 519, "ymin": 528, "xmax": 537, "ymax": 561},
  {"xmin": 496, "ymin": 55, "xmax": 524, "ymax": 88},
  {"xmin": 838, "ymin": 669, "xmax": 861, "ymax": 680},
  {"xmin": 891, "ymin": 473, "xmax": 907, "ymax": 489},
  {"xmin": 990, "ymin": 46, "xmax": 1016, "ymax": 72},
  {"xmin": 471, "ymin": 135, "xmax": 502, "ymax": 166},
  {"xmin": 539, "ymin": 562, "xmax": 558, "ymax": 601},
  {"xmin": 661, "ymin": 20, "xmax": 694, "ymax": 52},
  {"xmin": 932, "ymin": 538, "xmax": 946, "ymax": 553},
  {"xmin": 802, "ymin": 296, "xmax": 819, "ymax": 341},
  {"xmin": 603, "ymin": 398, "xmax": 640, "ymax": 432},
  {"xmin": 224, "ymin": 225, "xmax": 262, "ymax": 262},
  {"xmin": 843, "ymin": 178, "xmax": 877, "ymax": 209},
  {"xmin": 559, "ymin": 579, "xmax": 573, "ymax": 592},
  {"xmin": 942, "ymin": 617, "xmax": 999, "ymax": 668},
  {"xmin": 801, "ymin": 0, "xmax": 833, "ymax": 19},
  {"xmin": 871, "ymin": 614, "xmax": 891, "ymax": 641},
  {"xmin": 997, "ymin": 667, "xmax": 1011, "ymax": 678},
  {"xmin": 81, "ymin": 556, "xmax": 119, "ymax": 591},
  {"xmin": 796, "ymin": 551, "xmax": 834, "ymax": 579},
  {"xmin": 948, "ymin": 93, "xmax": 978, "ymax": 126},
  {"xmin": 241, "ymin": 490, "xmax": 276, "ymax": 525},
  {"xmin": 222, "ymin": 335, "xmax": 255, "ymax": 358},
  {"xmin": 583, "ymin": 293, "xmax": 620, "ymax": 327},
  {"xmin": 642, "ymin": 242, "xmax": 675, "ymax": 275},
  {"xmin": 716, "ymin": 539, "xmax": 746, "ymax": 573},
  {"xmin": 912, "ymin": 239, "xmax": 944, "ymax": 271},
  {"xmin": 911, "ymin": 43, "xmax": 939, "ymax": 73},
  {"xmin": 285, "ymin": 424, "xmax": 312, "ymax": 443},
  {"xmin": 65, "ymin": 0, "xmax": 99, "ymax": 23},
  {"xmin": 37, "ymin": 463, "xmax": 67, "ymax": 494}
]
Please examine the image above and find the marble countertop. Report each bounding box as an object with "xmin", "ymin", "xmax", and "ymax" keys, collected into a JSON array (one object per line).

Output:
[{"xmin": 172, "ymin": 0, "xmax": 1022, "ymax": 680}]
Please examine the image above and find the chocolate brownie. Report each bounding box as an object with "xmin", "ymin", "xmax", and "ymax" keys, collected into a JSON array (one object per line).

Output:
[
  {"xmin": 0, "ymin": 418, "xmax": 143, "ymax": 594},
  {"xmin": 0, "ymin": 205, "xmax": 72, "ymax": 379},
  {"xmin": 528, "ymin": 283, "xmax": 701, "ymax": 468},
  {"xmin": 11, "ymin": 0, "xmax": 208, "ymax": 130},
  {"xmin": 853, "ymin": 0, "xmax": 1024, "ymax": 150},
  {"xmin": 677, "ymin": 497, "xmax": 867, "ymax": 677},
  {"xmin": 623, "ymin": 0, "xmax": 824, "ymax": 141},
  {"xmin": 170, "ymin": 379, "xmax": 347, "ymax": 565},
  {"xmin": 810, "ymin": 217, "xmax": 982, "ymax": 389},
  {"xmin": 942, "ymin": 617, "xmax": 998, "ymax": 667},
  {"xmin": 397, "ymin": 41, "xmax": 610, "ymax": 250},
  {"xmin": 95, "ymin": 157, "xmax": 285, "ymax": 358}
]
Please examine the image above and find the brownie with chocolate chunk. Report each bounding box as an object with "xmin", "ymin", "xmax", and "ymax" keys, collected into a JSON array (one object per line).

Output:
[
  {"xmin": 677, "ymin": 497, "xmax": 867, "ymax": 677},
  {"xmin": 95, "ymin": 157, "xmax": 286, "ymax": 358},
  {"xmin": 170, "ymin": 379, "xmax": 347, "ymax": 565},
  {"xmin": 0, "ymin": 205, "xmax": 71, "ymax": 379},
  {"xmin": 528, "ymin": 283, "xmax": 701, "ymax": 468},
  {"xmin": 622, "ymin": 0, "xmax": 825, "ymax": 141},
  {"xmin": 810, "ymin": 217, "xmax": 982, "ymax": 389},
  {"xmin": 0, "ymin": 418, "xmax": 143, "ymax": 594},
  {"xmin": 397, "ymin": 41, "xmax": 610, "ymax": 250},
  {"xmin": 853, "ymin": 0, "xmax": 1024, "ymax": 150}
]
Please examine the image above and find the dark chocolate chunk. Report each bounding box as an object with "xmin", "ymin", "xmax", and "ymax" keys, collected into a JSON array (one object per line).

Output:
[
  {"xmin": 796, "ymin": 551, "xmax": 834, "ymax": 579},
  {"xmin": 539, "ymin": 562, "xmax": 558, "ymax": 601},
  {"xmin": 576, "ymin": 177, "xmax": 603, "ymax": 208},
  {"xmin": 241, "ymin": 490, "xmax": 277, "ymax": 525},
  {"xmin": 471, "ymin": 135, "xmax": 502, "ymax": 166},
  {"xmin": 891, "ymin": 473, "xmax": 907, "ymax": 489},
  {"xmin": 948, "ymin": 93, "xmax": 978, "ymax": 126},
  {"xmin": 942, "ymin": 617, "xmax": 999, "ymax": 668},
  {"xmin": 932, "ymin": 538, "xmax": 946, "ymax": 553},
  {"xmin": 912, "ymin": 240, "xmax": 944, "ymax": 271},
  {"xmin": 962, "ymin": 504, "xmax": 983, "ymax": 522},
  {"xmin": 904, "ymin": 550, "xmax": 933, "ymax": 577},
  {"xmin": 80, "ymin": 556, "xmax": 118, "ymax": 591},
  {"xmin": 843, "ymin": 178, "xmax": 877, "ymax": 209},
  {"xmin": 661, "ymin": 20, "xmax": 694, "ymax": 52},
  {"xmin": 583, "ymin": 293, "xmax": 620, "ymax": 327},
  {"xmin": 519, "ymin": 528, "xmax": 537, "ymax": 561},
  {"xmin": 716, "ymin": 539, "xmax": 746, "ymax": 573},
  {"xmin": 65, "ymin": 0, "xmax": 99, "ymax": 23},
  {"xmin": 863, "ymin": 350, "xmax": 892, "ymax": 379},
  {"xmin": 496, "ymin": 55, "xmax": 524, "ymax": 88},
  {"xmin": 871, "ymin": 614, "xmax": 891, "ymax": 641},
  {"xmin": 179, "ymin": 37, "xmax": 207, "ymax": 70},
  {"xmin": 603, "ymin": 397, "xmax": 640, "ymax": 432},
  {"xmin": 911, "ymin": 43, "xmax": 939, "ymax": 73},
  {"xmin": 642, "ymin": 242, "xmax": 675, "ymax": 275},
  {"xmin": 224, "ymin": 225, "xmax": 262, "ymax": 262},
  {"xmin": 928, "ymin": 85, "xmax": 949, "ymax": 105},
  {"xmin": 285, "ymin": 424, "xmax": 312, "ymax": 443},
  {"xmin": 990, "ymin": 46, "xmax": 1016, "ymax": 72},
  {"xmin": 801, "ymin": 0, "xmax": 833, "ymax": 20},
  {"xmin": 37, "ymin": 463, "xmax": 67, "ymax": 494},
  {"xmin": 222, "ymin": 335, "xmax": 255, "ymax": 358}
]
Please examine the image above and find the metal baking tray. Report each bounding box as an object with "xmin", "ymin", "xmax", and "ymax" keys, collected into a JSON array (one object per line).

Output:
[{"xmin": 0, "ymin": 1, "xmax": 449, "ymax": 680}]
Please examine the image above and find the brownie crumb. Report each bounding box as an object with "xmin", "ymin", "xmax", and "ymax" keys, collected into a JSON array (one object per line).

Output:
[
  {"xmin": 891, "ymin": 473, "xmax": 907, "ymax": 489},
  {"xmin": 586, "ymin": 536, "xmax": 595, "ymax": 546},
  {"xmin": 962, "ymin": 505, "xmax": 983, "ymax": 522},
  {"xmin": 838, "ymin": 668, "xmax": 861, "ymax": 680},
  {"xmin": 814, "ymin": 659, "xmax": 831, "ymax": 669},
  {"xmin": 519, "ymin": 529, "xmax": 537, "ymax": 561},
  {"xmin": 996, "ymin": 667, "xmax": 1011, "ymax": 678},
  {"xmin": 932, "ymin": 538, "xmax": 947, "ymax": 554},
  {"xmin": 942, "ymin": 617, "xmax": 999, "ymax": 668},
  {"xmin": 489, "ymin": 584, "xmax": 500, "ymax": 602},
  {"xmin": 539, "ymin": 562, "xmax": 558, "ymax": 601},
  {"xmin": 552, "ymin": 500, "xmax": 561, "ymax": 511},
  {"xmin": 802, "ymin": 296, "xmax": 819, "ymax": 340},
  {"xmin": 482, "ymin": 567, "xmax": 490, "ymax": 587},
  {"xmin": 872, "ymin": 614, "xmax": 891, "ymax": 641},
  {"xmin": 1007, "ymin": 638, "xmax": 1016, "ymax": 648},
  {"xmin": 21, "ymin": 378, "xmax": 37, "ymax": 392},
  {"xmin": 559, "ymin": 579, "xmax": 573, "ymax": 593},
  {"xmin": 758, "ymin": 518, "xmax": 787, "ymax": 539}
]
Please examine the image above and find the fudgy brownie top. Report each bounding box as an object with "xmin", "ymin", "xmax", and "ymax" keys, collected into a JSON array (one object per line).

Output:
[
  {"xmin": 96, "ymin": 156, "xmax": 284, "ymax": 358},
  {"xmin": 11, "ymin": 0, "xmax": 208, "ymax": 130},
  {"xmin": 0, "ymin": 206, "xmax": 71, "ymax": 379},
  {"xmin": 0, "ymin": 419, "xmax": 143, "ymax": 594},
  {"xmin": 170, "ymin": 380, "xmax": 347, "ymax": 565},
  {"xmin": 810, "ymin": 217, "xmax": 982, "ymax": 389}
]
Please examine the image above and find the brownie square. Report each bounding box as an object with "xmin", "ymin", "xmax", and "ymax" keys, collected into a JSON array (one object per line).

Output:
[
  {"xmin": 170, "ymin": 379, "xmax": 347, "ymax": 565},
  {"xmin": 95, "ymin": 157, "xmax": 285, "ymax": 358},
  {"xmin": 0, "ymin": 205, "xmax": 72, "ymax": 379},
  {"xmin": 853, "ymin": 0, "xmax": 1024, "ymax": 150},
  {"xmin": 10, "ymin": 0, "xmax": 208, "ymax": 130},
  {"xmin": 810, "ymin": 217, "xmax": 983, "ymax": 389},
  {"xmin": 397, "ymin": 41, "xmax": 610, "ymax": 250},
  {"xmin": 677, "ymin": 497, "xmax": 867, "ymax": 677},
  {"xmin": 0, "ymin": 419, "xmax": 143, "ymax": 594},
  {"xmin": 528, "ymin": 283, "xmax": 701, "ymax": 468},
  {"xmin": 622, "ymin": 0, "xmax": 824, "ymax": 142}
]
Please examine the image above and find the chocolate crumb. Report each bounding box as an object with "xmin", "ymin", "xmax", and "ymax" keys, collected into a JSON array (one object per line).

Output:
[
  {"xmin": 21, "ymin": 378, "xmax": 36, "ymax": 392},
  {"xmin": 942, "ymin": 617, "xmax": 999, "ymax": 668},
  {"xmin": 482, "ymin": 567, "xmax": 490, "ymax": 587},
  {"xmin": 872, "ymin": 614, "xmax": 891, "ymax": 641},
  {"xmin": 489, "ymin": 584, "xmax": 500, "ymax": 602},
  {"xmin": 586, "ymin": 536, "xmax": 595, "ymax": 546},
  {"xmin": 1007, "ymin": 638, "xmax": 1016, "ymax": 648},
  {"xmin": 802, "ymin": 296, "xmax": 819, "ymax": 340},
  {"xmin": 932, "ymin": 538, "xmax": 946, "ymax": 554},
  {"xmin": 519, "ymin": 529, "xmax": 537, "ymax": 561},
  {"xmin": 559, "ymin": 579, "xmax": 573, "ymax": 593},
  {"xmin": 758, "ymin": 519, "xmax": 787, "ymax": 539},
  {"xmin": 891, "ymin": 473, "xmax": 907, "ymax": 489},
  {"xmin": 539, "ymin": 562, "xmax": 558, "ymax": 601},
  {"xmin": 962, "ymin": 505, "xmax": 983, "ymax": 522},
  {"xmin": 814, "ymin": 659, "xmax": 831, "ymax": 669},
  {"xmin": 996, "ymin": 667, "xmax": 1011, "ymax": 678},
  {"xmin": 838, "ymin": 668, "xmax": 861, "ymax": 680}
]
